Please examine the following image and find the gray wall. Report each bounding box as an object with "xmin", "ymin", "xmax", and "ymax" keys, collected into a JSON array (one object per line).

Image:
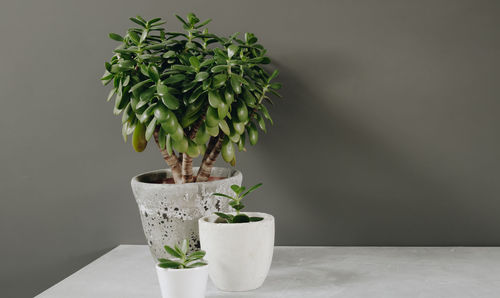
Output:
[{"xmin": 1, "ymin": 0, "xmax": 500, "ymax": 296}]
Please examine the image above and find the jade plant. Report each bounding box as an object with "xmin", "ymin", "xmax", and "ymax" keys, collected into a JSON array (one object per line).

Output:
[
  {"xmin": 158, "ymin": 239, "xmax": 207, "ymax": 269},
  {"xmin": 101, "ymin": 14, "xmax": 281, "ymax": 184},
  {"xmin": 212, "ymin": 183, "xmax": 263, "ymax": 223}
]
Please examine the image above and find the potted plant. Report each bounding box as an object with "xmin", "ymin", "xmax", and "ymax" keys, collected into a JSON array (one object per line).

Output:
[
  {"xmin": 156, "ymin": 239, "xmax": 208, "ymax": 298},
  {"xmin": 198, "ymin": 183, "xmax": 275, "ymax": 291},
  {"xmin": 101, "ymin": 13, "xmax": 281, "ymax": 258}
]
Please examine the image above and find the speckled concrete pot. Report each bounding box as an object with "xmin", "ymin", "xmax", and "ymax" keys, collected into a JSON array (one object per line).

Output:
[{"xmin": 131, "ymin": 167, "xmax": 242, "ymax": 260}]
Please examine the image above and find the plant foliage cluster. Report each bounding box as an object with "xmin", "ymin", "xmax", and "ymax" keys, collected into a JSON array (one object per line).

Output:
[
  {"xmin": 158, "ymin": 239, "xmax": 207, "ymax": 269},
  {"xmin": 101, "ymin": 14, "xmax": 281, "ymax": 183},
  {"xmin": 213, "ymin": 183, "xmax": 263, "ymax": 223}
]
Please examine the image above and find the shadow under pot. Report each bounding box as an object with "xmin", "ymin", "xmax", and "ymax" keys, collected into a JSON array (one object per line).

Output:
[
  {"xmin": 131, "ymin": 167, "xmax": 242, "ymax": 259},
  {"xmin": 199, "ymin": 212, "xmax": 275, "ymax": 291}
]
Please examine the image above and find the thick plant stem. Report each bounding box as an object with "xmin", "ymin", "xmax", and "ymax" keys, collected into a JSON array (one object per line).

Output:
[
  {"xmin": 196, "ymin": 135, "xmax": 223, "ymax": 182},
  {"xmin": 181, "ymin": 116, "xmax": 205, "ymax": 183},
  {"xmin": 153, "ymin": 129, "xmax": 182, "ymax": 184},
  {"xmin": 181, "ymin": 154, "xmax": 194, "ymax": 183}
]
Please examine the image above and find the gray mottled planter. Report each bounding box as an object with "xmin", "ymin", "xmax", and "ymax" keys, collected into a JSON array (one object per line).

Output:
[{"xmin": 131, "ymin": 167, "xmax": 242, "ymax": 260}]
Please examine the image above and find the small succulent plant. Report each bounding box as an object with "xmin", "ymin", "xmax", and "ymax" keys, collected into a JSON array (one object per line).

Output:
[
  {"xmin": 158, "ymin": 239, "xmax": 207, "ymax": 269},
  {"xmin": 212, "ymin": 183, "xmax": 263, "ymax": 223}
]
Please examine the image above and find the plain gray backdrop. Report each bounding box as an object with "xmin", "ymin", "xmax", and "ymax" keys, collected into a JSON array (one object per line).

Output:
[{"xmin": 1, "ymin": 0, "xmax": 500, "ymax": 296}]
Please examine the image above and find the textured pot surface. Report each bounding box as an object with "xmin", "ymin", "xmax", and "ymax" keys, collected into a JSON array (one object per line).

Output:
[
  {"xmin": 155, "ymin": 264, "xmax": 208, "ymax": 298},
  {"xmin": 131, "ymin": 167, "xmax": 242, "ymax": 259},
  {"xmin": 199, "ymin": 212, "xmax": 275, "ymax": 291}
]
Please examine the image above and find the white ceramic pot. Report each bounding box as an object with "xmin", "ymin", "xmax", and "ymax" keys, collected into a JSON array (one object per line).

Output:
[
  {"xmin": 155, "ymin": 264, "xmax": 208, "ymax": 298},
  {"xmin": 131, "ymin": 167, "xmax": 242, "ymax": 259},
  {"xmin": 198, "ymin": 212, "xmax": 275, "ymax": 291}
]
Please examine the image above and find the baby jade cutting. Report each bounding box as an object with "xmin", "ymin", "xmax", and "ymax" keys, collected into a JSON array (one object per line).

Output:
[{"xmin": 212, "ymin": 183, "xmax": 263, "ymax": 223}]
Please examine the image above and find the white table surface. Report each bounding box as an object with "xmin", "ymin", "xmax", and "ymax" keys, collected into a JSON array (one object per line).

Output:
[{"xmin": 36, "ymin": 245, "xmax": 500, "ymax": 298}]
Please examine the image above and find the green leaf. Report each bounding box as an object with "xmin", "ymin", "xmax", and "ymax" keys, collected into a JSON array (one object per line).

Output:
[
  {"xmin": 172, "ymin": 136, "xmax": 188, "ymax": 153},
  {"xmin": 132, "ymin": 123, "xmax": 147, "ymax": 152},
  {"xmin": 208, "ymin": 90, "xmax": 222, "ymax": 108},
  {"xmin": 233, "ymin": 214, "xmax": 250, "ymax": 223},
  {"xmin": 187, "ymin": 251, "xmax": 206, "ymax": 261},
  {"xmin": 223, "ymin": 88, "xmax": 234, "ymax": 104},
  {"xmin": 219, "ymin": 119, "xmax": 230, "ymax": 135},
  {"xmin": 164, "ymin": 74, "xmax": 186, "ymax": 85},
  {"xmin": 256, "ymin": 113, "xmax": 266, "ymax": 132},
  {"xmin": 166, "ymin": 134, "xmax": 173, "ymax": 155},
  {"xmin": 159, "ymin": 89, "xmax": 180, "ymax": 110},
  {"xmin": 227, "ymin": 45, "xmax": 238, "ymax": 59},
  {"xmin": 206, "ymin": 107, "xmax": 219, "ymax": 127},
  {"xmin": 186, "ymin": 139, "xmax": 200, "ymax": 157},
  {"xmin": 188, "ymin": 85, "xmax": 204, "ymax": 103},
  {"xmin": 181, "ymin": 239, "xmax": 189, "ymax": 255},
  {"xmin": 212, "ymin": 73, "xmax": 227, "ymax": 88},
  {"xmin": 109, "ymin": 33, "xmax": 124, "ymax": 42},
  {"xmin": 221, "ymin": 136, "xmax": 235, "ymax": 163},
  {"xmin": 148, "ymin": 66, "xmax": 160, "ymax": 82},
  {"xmin": 231, "ymin": 185, "xmax": 242, "ymax": 194},
  {"xmin": 211, "ymin": 65, "xmax": 227, "ymax": 73},
  {"xmin": 194, "ymin": 123, "xmax": 210, "ymax": 145},
  {"xmin": 145, "ymin": 118, "xmax": 157, "ymax": 141},
  {"xmin": 248, "ymin": 122, "xmax": 258, "ymax": 145},
  {"xmin": 175, "ymin": 14, "xmax": 189, "ymax": 27},
  {"xmin": 214, "ymin": 212, "xmax": 234, "ymax": 222},
  {"xmin": 156, "ymin": 83, "xmax": 169, "ymax": 97},
  {"xmin": 230, "ymin": 76, "xmax": 241, "ymax": 94},
  {"xmin": 189, "ymin": 56, "xmax": 200, "ymax": 69},
  {"xmin": 241, "ymin": 183, "xmax": 263, "ymax": 198},
  {"xmin": 270, "ymin": 83, "xmax": 282, "ymax": 90},
  {"xmin": 218, "ymin": 101, "xmax": 228, "ymax": 119},
  {"xmin": 242, "ymin": 88, "xmax": 256, "ymax": 107},
  {"xmin": 195, "ymin": 71, "xmax": 209, "ymax": 82},
  {"xmin": 260, "ymin": 104, "xmax": 273, "ymax": 125},
  {"xmin": 128, "ymin": 31, "xmax": 140, "ymax": 44},
  {"xmin": 163, "ymin": 50, "xmax": 176, "ymax": 58},
  {"xmin": 186, "ymin": 262, "xmax": 207, "ymax": 268},
  {"xmin": 129, "ymin": 17, "xmax": 146, "ymax": 28},
  {"xmin": 268, "ymin": 70, "xmax": 279, "ymax": 82},
  {"xmin": 212, "ymin": 193, "xmax": 234, "ymax": 200},
  {"xmin": 130, "ymin": 80, "xmax": 152, "ymax": 93},
  {"xmin": 206, "ymin": 124, "xmax": 219, "ymax": 136},
  {"xmin": 236, "ymin": 101, "xmax": 248, "ymax": 122},
  {"xmin": 233, "ymin": 121, "xmax": 245, "ymax": 135},
  {"xmin": 249, "ymin": 217, "xmax": 264, "ymax": 222},
  {"xmin": 158, "ymin": 128, "xmax": 167, "ymax": 149},
  {"xmin": 158, "ymin": 260, "xmax": 183, "ymax": 269}
]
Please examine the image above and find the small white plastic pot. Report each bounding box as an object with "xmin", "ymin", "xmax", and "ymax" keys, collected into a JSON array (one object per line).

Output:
[
  {"xmin": 199, "ymin": 212, "xmax": 275, "ymax": 291},
  {"xmin": 155, "ymin": 264, "xmax": 208, "ymax": 298}
]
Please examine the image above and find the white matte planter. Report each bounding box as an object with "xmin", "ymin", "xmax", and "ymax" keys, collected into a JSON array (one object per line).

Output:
[
  {"xmin": 155, "ymin": 264, "xmax": 208, "ymax": 298},
  {"xmin": 198, "ymin": 212, "xmax": 275, "ymax": 291}
]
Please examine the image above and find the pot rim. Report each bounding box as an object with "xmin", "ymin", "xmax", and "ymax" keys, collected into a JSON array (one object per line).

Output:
[
  {"xmin": 199, "ymin": 212, "xmax": 274, "ymax": 226},
  {"xmin": 155, "ymin": 263, "xmax": 208, "ymax": 272},
  {"xmin": 131, "ymin": 167, "xmax": 242, "ymax": 186}
]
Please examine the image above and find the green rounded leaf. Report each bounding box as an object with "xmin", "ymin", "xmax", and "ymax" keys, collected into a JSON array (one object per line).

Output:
[
  {"xmin": 221, "ymin": 136, "xmax": 235, "ymax": 163},
  {"xmin": 195, "ymin": 71, "xmax": 209, "ymax": 82},
  {"xmin": 206, "ymin": 124, "xmax": 219, "ymax": 137},
  {"xmin": 206, "ymin": 106, "xmax": 219, "ymax": 127},
  {"xmin": 208, "ymin": 90, "xmax": 222, "ymax": 108},
  {"xmin": 172, "ymin": 136, "xmax": 188, "ymax": 153},
  {"xmin": 232, "ymin": 214, "xmax": 250, "ymax": 223},
  {"xmin": 132, "ymin": 123, "xmax": 147, "ymax": 152},
  {"xmin": 236, "ymin": 101, "xmax": 248, "ymax": 122},
  {"xmin": 230, "ymin": 76, "xmax": 241, "ymax": 94},
  {"xmin": 248, "ymin": 122, "xmax": 258, "ymax": 145},
  {"xmin": 109, "ymin": 33, "xmax": 124, "ymax": 42}
]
